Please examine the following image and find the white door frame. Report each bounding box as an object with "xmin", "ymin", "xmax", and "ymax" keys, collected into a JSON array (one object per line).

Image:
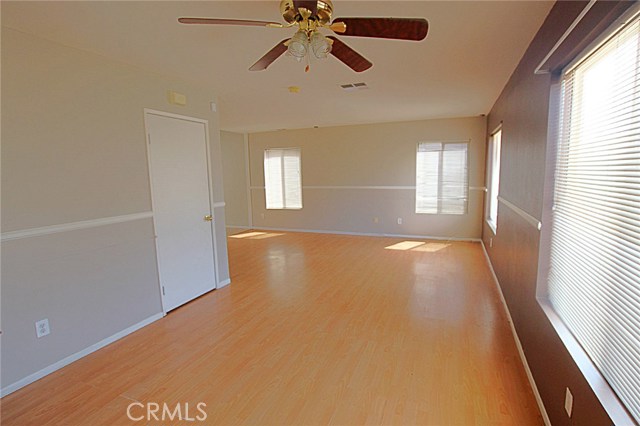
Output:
[{"xmin": 143, "ymin": 108, "xmax": 220, "ymax": 314}]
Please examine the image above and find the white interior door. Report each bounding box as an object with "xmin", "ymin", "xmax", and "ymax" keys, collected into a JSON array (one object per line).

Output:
[{"xmin": 145, "ymin": 111, "xmax": 217, "ymax": 312}]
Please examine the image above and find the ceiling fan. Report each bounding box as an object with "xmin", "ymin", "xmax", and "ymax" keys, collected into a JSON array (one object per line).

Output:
[{"xmin": 178, "ymin": 0, "xmax": 428, "ymax": 73}]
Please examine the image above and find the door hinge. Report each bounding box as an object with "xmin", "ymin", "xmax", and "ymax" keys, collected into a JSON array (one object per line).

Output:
[
  {"xmin": 162, "ymin": 286, "xmax": 165, "ymax": 296},
  {"xmin": 147, "ymin": 133, "xmax": 151, "ymax": 144}
]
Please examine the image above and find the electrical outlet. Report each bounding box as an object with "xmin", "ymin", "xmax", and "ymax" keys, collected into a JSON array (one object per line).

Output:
[
  {"xmin": 373, "ymin": 217, "xmax": 379, "ymax": 224},
  {"xmin": 565, "ymin": 387, "xmax": 573, "ymax": 417},
  {"xmin": 397, "ymin": 217, "xmax": 403, "ymax": 225},
  {"xmin": 260, "ymin": 213, "xmax": 265, "ymax": 219},
  {"xmin": 35, "ymin": 318, "xmax": 50, "ymax": 338}
]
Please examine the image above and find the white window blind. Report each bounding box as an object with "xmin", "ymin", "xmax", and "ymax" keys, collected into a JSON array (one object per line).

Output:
[
  {"xmin": 486, "ymin": 129, "xmax": 502, "ymax": 231},
  {"xmin": 547, "ymin": 15, "xmax": 640, "ymax": 423},
  {"xmin": 416, "ymin": 142, "xmax": 469, "ymax": 214},
  {"xmin": 264, "ymin": 148, "xmax": 302, "ymax": 209}
]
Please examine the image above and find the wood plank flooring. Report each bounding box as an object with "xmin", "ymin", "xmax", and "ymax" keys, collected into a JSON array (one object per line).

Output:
[{"xmin": 1, "ymin": 231, "xmax": 543, "ymax": 425}]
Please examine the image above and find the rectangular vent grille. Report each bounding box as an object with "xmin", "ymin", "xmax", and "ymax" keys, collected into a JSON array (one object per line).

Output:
[{"xmin": 340, "ymin": 82, "xmax": 369, "ymax": 92}]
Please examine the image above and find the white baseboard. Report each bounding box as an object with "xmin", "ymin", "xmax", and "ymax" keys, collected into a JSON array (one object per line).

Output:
[
  {"xmin": 217, "ymin": 278, "xmax": 231, "ymax": 288},
  {"xmin": 480, "ymin": 242, "xmax": 551, "ymax": 426},
  {"xmin": 249, "ymin": 226, "xmax": 480, "ymax": 242},
  {"xmin": 0, "ymin": 312, "xmax": 164, "ymax": 397}
]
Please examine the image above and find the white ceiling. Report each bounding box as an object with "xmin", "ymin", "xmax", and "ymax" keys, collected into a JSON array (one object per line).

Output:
[{"xmin": 2, "ymin": 1, "xmax": 553, "ymax": 133}]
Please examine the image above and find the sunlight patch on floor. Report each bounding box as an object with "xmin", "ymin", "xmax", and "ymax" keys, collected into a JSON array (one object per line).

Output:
[
  {"xmin": 229, "ymin": 232, "xmax": 266, "ymax": 239},
  {"xmin": 385, "ymin": 241, "xmax": 426, "ymax": 250},
  {"xmin": 229, "ymin": 231, "xmax": 284, "ymax": 240},
  {"xmin": 251, "ymin": 233, "xmax": 285, "ymax": 240},
  {"xmin": 385, "ymin": 241, "xmax": 451, "ymax": 252},
  {"xmin": 413, "ymin": 242, "xmax": 450, "ymax": 252}
]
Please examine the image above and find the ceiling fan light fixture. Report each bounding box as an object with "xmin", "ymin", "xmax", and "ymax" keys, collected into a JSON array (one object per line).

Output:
[
  {"xmin": 179, "ymin": 1, "xmax": 429, "ymax": 73},
  {"xmin": 310, "ymin": 31, "xmax": 331, "ymax": 59},
  {"xmin": 287, "ymin": 30, "xmax": 308, "ymax": 59}
]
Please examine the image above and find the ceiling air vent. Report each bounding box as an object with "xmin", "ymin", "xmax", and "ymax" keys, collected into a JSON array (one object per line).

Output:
[{"xmin": 339, "ymin": 82, "xmax": 369, "ymax": 92}]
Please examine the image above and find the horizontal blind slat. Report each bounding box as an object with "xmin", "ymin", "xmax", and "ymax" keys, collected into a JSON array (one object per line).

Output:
[{"xmin": 548, "ymin": 15, "xmax": 640, "ymax": 423}]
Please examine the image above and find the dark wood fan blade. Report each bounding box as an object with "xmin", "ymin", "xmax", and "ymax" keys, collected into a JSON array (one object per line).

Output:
[
  {"xmin": 293, "ymin": 1, "xmax": 318, "ymax": 15},
  {"xmin": 327, "ymin": 36, "xmax": 372, "ymax": 73},
  {"xmin": 178, "ymin": 17, "xmax": 281, "ymax": 27},
  {"xmin": 331, "ymin": 17, "xmax": 428, "ymax": 41},
  {"xmin": 249, "ymin": 39, "xmax": 289, "ymax": 71}
]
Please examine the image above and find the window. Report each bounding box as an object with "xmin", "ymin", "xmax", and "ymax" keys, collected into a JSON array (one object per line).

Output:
[
  {"xmin": 543, "ymin": 15, "xmax": 640, "ymax": 423},
  {"xmin": 486, "ymin": 128, "xmax": 502, "ymax": 232},
  {"xmin": 416, "ymin": 141, "xmax": 469, "ymax": 215},
  {"xmin": 264, "ymin": 148, "xmax": 302, "ymax": 209}
]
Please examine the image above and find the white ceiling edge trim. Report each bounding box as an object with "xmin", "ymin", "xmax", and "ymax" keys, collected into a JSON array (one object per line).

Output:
[{"xmin": 223, "ymin": 114, "xmax": 489, "ymax": 135}]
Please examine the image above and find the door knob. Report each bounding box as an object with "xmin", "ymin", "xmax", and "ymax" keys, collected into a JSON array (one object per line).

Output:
[{"xmin": 204, "ymin": 215, "xmax": 213, "ymax": 222}]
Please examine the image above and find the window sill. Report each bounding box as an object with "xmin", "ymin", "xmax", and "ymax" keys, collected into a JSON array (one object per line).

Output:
[
  {"xmin": 537, "ymin": 298, "xmax": 636, "ymax": 425},
  {"xmin": 415, "ymin": 212, "xmax": 467, "ymax": 216},
  {"xmin": 486, "ymin": 219, "xmax": 497, "ymax": 235}
]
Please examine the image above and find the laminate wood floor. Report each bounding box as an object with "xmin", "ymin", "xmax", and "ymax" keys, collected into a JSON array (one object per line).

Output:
[{"xmin": 2, "ymin": 231, "xmax": 543, "ymax": 425}]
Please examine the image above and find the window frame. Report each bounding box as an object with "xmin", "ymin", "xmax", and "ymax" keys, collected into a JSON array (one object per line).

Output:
[
  {"xmin": 415, "ymin": 140, "xmax": 470, "ymax": 215},
  {"xmin": 263, "ymin": 147, "xmax": 303, "ymax": 210},
  {"xmin": 535, "ymin": 6, "xmax": 640, "ymax": 425},
  {"xmin": 485, "ymin": 126, "xmax": 502, "ymax": 234}
]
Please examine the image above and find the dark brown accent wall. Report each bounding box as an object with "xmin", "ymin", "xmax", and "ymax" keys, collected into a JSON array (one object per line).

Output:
[{"xmin": 483, "ymin": 1, "xmax": 636, "ymax": 425}]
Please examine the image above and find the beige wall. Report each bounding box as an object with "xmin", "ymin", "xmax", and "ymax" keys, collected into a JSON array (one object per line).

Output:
[
  {"xmin": 248, "ymin": 117, "xmax": 487, "ymax": 239},
  {"xmin": 220, "ymin": 131, "xmax": 250, "ymax": 232},
  {"xmin": 1, "ymin": 28, "xmax": 229, "ymax": 390}
]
